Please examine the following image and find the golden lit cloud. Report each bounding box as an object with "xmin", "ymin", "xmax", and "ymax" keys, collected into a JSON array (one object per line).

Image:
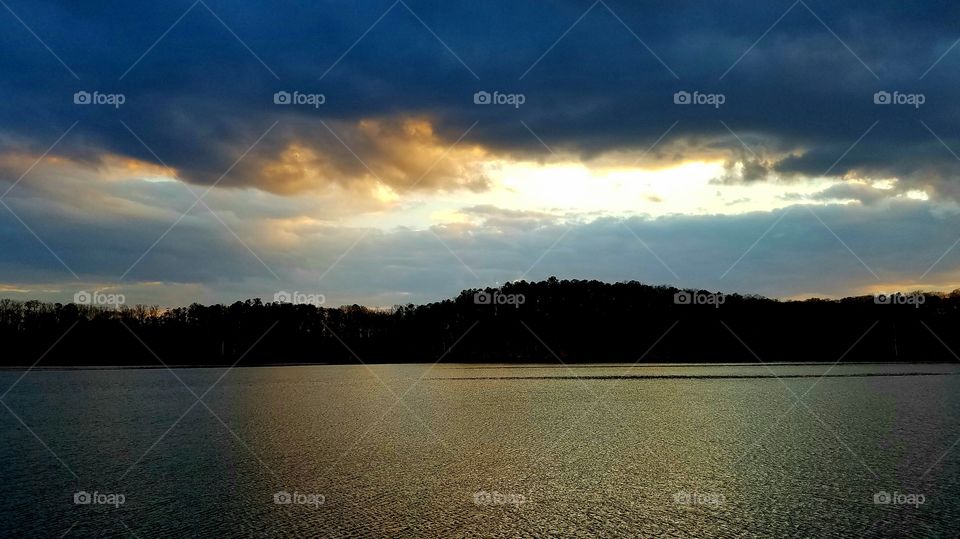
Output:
[{"xmin": 252, "ymin": 117, "xmax": 491, "ymax": 197}]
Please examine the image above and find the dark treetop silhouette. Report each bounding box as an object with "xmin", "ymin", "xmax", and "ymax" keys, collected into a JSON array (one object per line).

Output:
[{"xmin": 1, "ymin": 277, "xmax": 956, "ymax": 366}]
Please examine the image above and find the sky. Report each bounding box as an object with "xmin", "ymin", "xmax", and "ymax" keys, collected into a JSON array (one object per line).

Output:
[{"xmin": 2, "ymin": 0, "xmax": 960, "ymax": 307}]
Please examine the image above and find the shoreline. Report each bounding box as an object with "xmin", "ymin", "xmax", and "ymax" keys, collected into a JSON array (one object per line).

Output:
[{"xmin": 0, "ymin": 360, "xmax": 956, "ymax": 372}]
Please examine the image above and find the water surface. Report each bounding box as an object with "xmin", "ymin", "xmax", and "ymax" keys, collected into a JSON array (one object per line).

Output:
[{"xmin": 1, "ymin": 363, "xmax": 958, "ymax": 537}]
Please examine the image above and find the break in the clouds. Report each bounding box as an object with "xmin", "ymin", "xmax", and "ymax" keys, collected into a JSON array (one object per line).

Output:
[{"xmin": 2, "ymin": 0, "xmax": 960, "ymax": 304}]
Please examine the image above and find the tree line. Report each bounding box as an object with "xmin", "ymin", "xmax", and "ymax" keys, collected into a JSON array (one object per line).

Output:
[{"xmin": 1, "ymin": 277, "xmax": 958, "ymax": 366}]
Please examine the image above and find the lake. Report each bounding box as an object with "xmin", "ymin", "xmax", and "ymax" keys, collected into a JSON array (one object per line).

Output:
[{"xmin": 1, "ymin": 363, "xmax": 959, "ymax": 537}]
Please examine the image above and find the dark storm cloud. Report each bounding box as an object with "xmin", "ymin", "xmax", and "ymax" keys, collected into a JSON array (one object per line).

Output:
[{"xmin": 3, "ymin": 0, "xmax": 960, "ymax": 195}]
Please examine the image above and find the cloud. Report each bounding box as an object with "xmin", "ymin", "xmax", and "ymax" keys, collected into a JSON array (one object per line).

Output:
[
  {"xmin": 4, "ymin": 159, "xmax": 960, "ymax": 307},
  {"xmin": 2, "ymin": 0, "xmax": 960, "ymax": 202},
  {"xmin": 3, "ymin": 0, "xmax": 960, "ymax": 305}
]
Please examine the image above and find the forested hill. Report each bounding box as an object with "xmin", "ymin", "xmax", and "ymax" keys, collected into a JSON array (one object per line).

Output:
[{"xmin": 1, "ymin": 277, "xmax": 957, "ymax": 366}]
